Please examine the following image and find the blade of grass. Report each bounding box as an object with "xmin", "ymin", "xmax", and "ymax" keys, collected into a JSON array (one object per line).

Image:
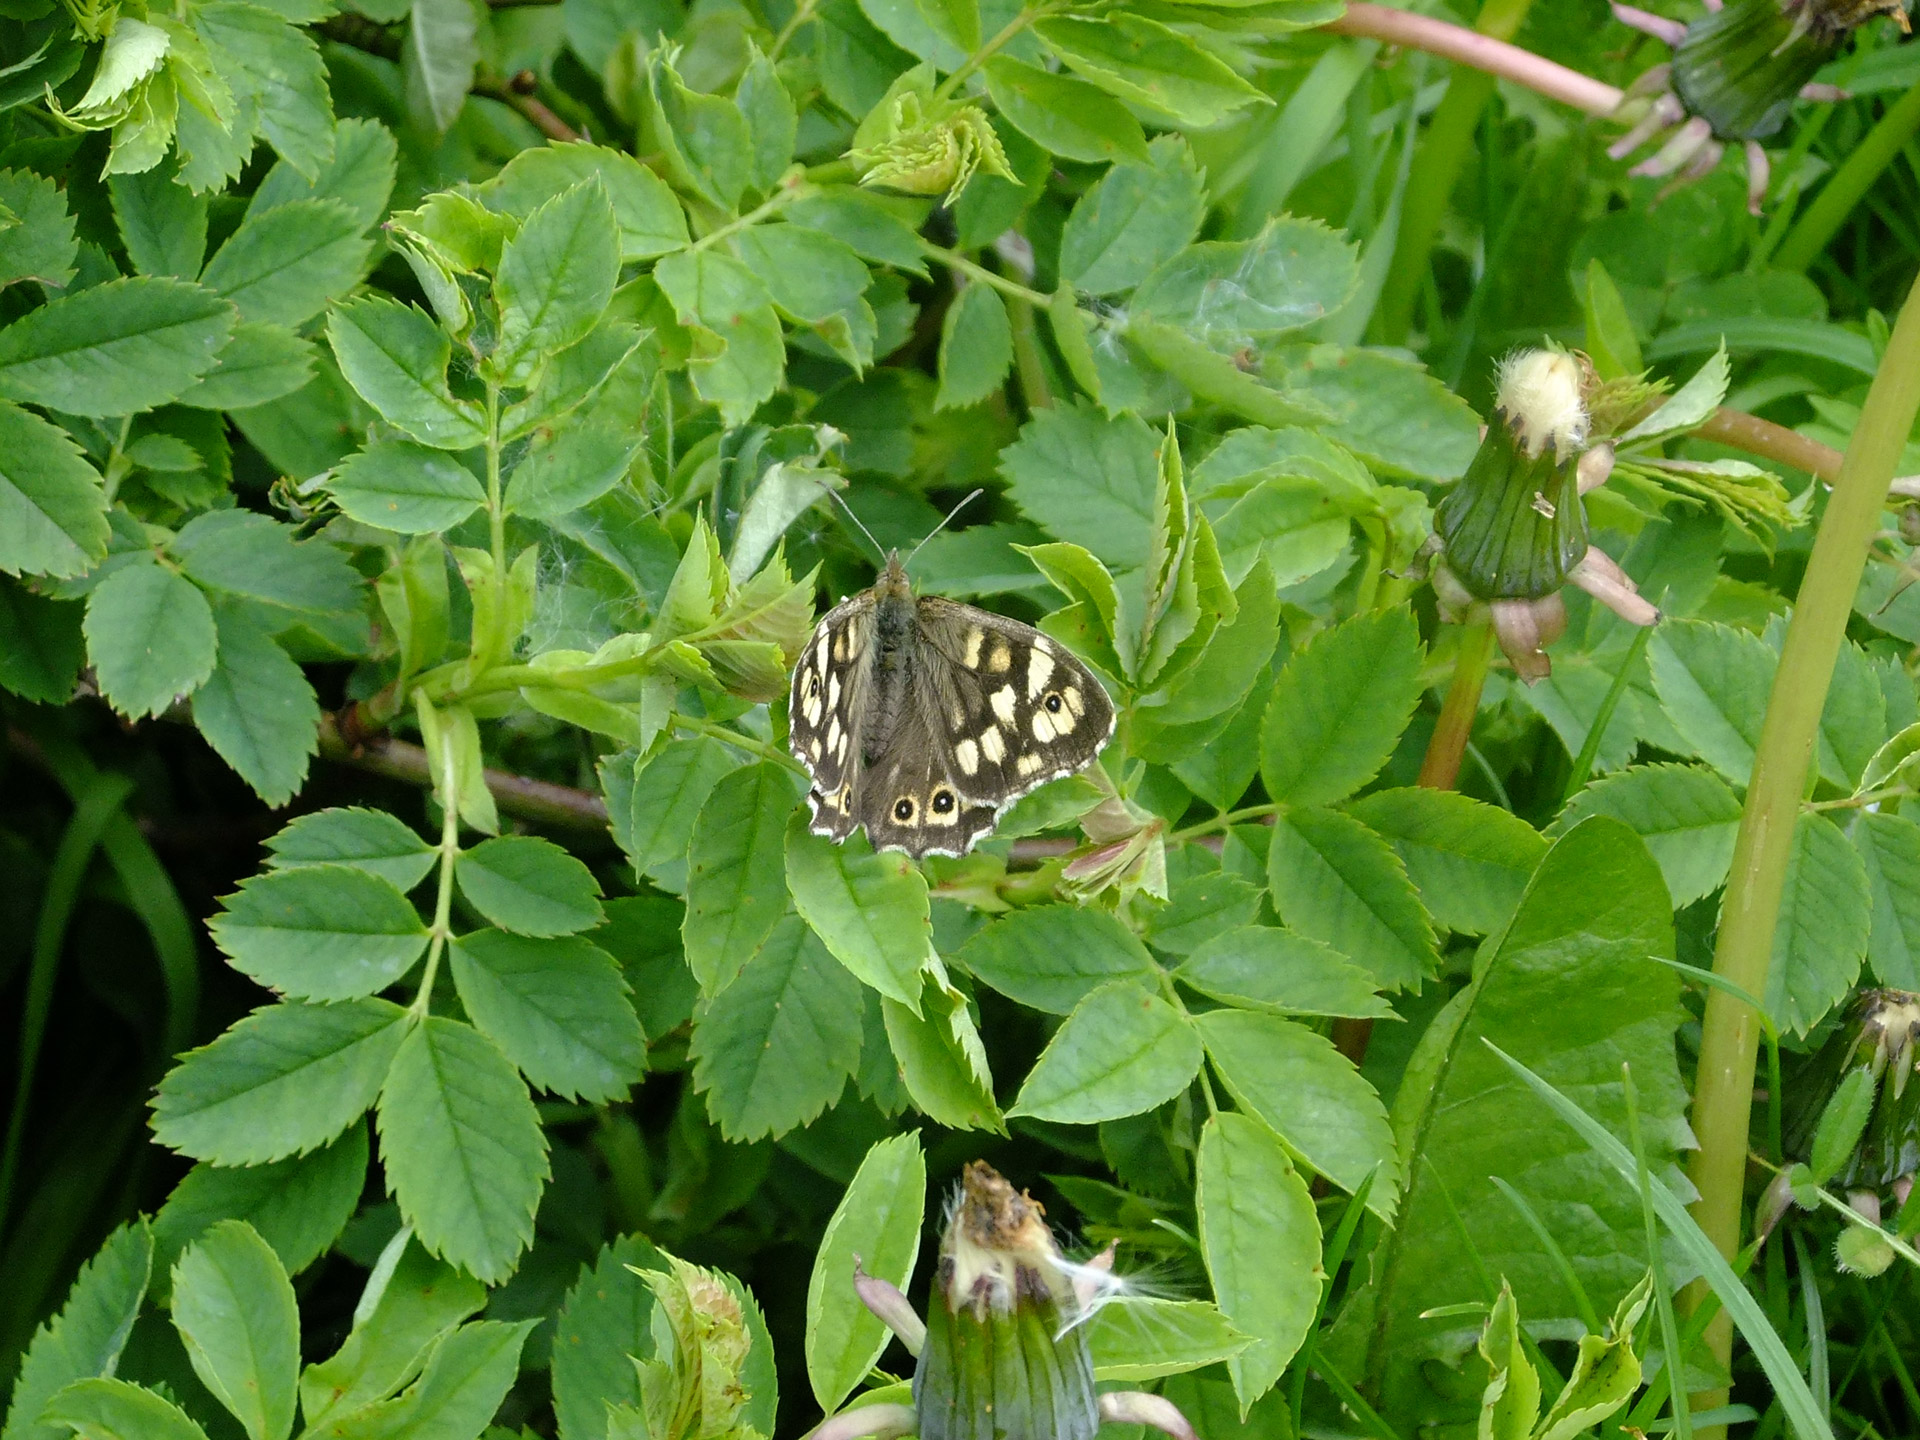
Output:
[
  {"xmin": 1488, "ymin": 1175, "xmax": 1602, "ymax": 1335},
  {"xmin": 1290, "ymin": 1165, "xmax": 1379, "ymax": 1438},
  {"xmin": 1562, "ymin": 623, "xmax": 1654, "ymax": 804},
  {"xmin": 1314, "ymin": 1351, "xmax": 1406, "ymax": 1440},
  {"xmin": 1788, "ymin": 1230, "xmax": 1830, "ymax": 1431},
  {"xmin": 1490, "ymin": 1041, "xmax": 1837, "ymax": 1440},
  {"xmin": 1625, "ymin": 1062, "xmax": 1693, "ymax": 1440}
]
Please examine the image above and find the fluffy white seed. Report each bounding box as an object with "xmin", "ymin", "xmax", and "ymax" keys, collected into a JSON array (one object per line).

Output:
[{"xmin": 1496, "ymin": 349, "xmax": 1588, "ymax": 460}]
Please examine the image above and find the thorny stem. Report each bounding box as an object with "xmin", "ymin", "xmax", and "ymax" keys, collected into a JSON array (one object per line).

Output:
[
  {"xmin": 1685, "ymin": 270, "xmax": 1920, "ymax": 1423},
  {"xmin": 1416, "ymin": 616, "xmax": 1495, "ymax": 790},
  {"xmin": 1325, "ymin": 2, "xmax": 1624, "ymax": 118},
  {"xmin": 1775, "ymin": 80, "xmax": 1920, "ymax": 275}
]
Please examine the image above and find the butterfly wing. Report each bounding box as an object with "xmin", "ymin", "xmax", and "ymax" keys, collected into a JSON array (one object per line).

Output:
[
  {"xmin": 855, "ymin": 696, "xmax": 1005, "ymax": 858},
  {"xmin": 789, "ymin": 592, "xmax": 875, "ymax": 844},
  {"xmin": 913, "ymin": 597, "xmax": 1117, "ymax": 803}
]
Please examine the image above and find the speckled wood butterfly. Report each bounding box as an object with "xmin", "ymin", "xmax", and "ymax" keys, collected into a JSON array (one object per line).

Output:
[{"xmin": 789, "ymin": 549, "xmax": 1116, "ymax": 859}]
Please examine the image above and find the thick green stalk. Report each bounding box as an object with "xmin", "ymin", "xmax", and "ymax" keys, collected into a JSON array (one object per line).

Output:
[
  {"xmin": 1374, "ymin": 0, "xmax": 1537, "ymax": 347},
  {"xmin": 1775, "ymin": 82, "xmax": 1920, "ymax": 274},
  {"xmin": 1416, "ymin": 616, "xmax": 1495, "ymax": 789},
  {"xmin": 1686, "ymin": 271, "xmax": 1920, "ymax": 1412}
]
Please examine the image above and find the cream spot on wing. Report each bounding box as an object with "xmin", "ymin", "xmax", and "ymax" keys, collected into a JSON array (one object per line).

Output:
[
  {"xmin": 956, "ymin": 738, "xmax": 980, "ymax": 776},
  {"xmin": 827, "ymin": 716, "xmax": 841, "ymax": 752},
  {"xmin": 1049, "ymin": 704, "xmax": 1076, "ymax": 736},
  {"xmin": 950, "ymin": 704, "xmax": 966, "ymax": 730},
  {"xmin": 1026, "ymin": 646, "xmax": 1055, "ymax": 698},
  {"xmin": 988, "ymin": 641, "xmax": 1012, "ymax": 672},
  {"xmin": 809, "ymin": 738, "xmax": 822, "ymax": 762},
  {"xmin": 815, "ymin": 631, "xmax": 830, "ymax": 670},
  {"xmin": 1016, "ymin": 753, "xmax": 1044, "ymax": 777},
  {"xmin": 834, "ymin": 733, "xmax": 848, "ymax": 762},
  {"xmin": 838, "ymin": 786, "xmax": 853, "ymax": 813},
  {"xmin": 963, "ymin": 627, "xmax": 984, "ymax": 668},
  {"xmin": 804, "ymin": 696, "xmax": 823, "ymax": 726},
  {"xmin": 833, "ymin": 631, "xmax": 848, "ymax": 662},
  {"xmin": 828, "ymin": 672, "xmax": 841, "ymax": 710},
  {"xmin": 1063, "ymin": 686, "xmax": 1084, "ymax": 717},
  {"xmin": 981, "ymin": 726, "xmax": 1006, "ymax": 764},
  {"xmin": 990, "ymin": 686, "xmax": 1017, "ymax": 725},
  {"xmin": 1031, "ymin": 709, "xmax": 1056, "ymax": 742}
]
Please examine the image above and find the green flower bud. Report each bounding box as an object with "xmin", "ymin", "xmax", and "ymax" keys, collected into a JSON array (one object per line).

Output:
[
  {"xmin": 853, "ymin": 91, "xmax": 1015, "ymax": 207},
  {"xmin": 1669, "ymin": 0, "xmax": 1871, "ymax": 141},
  {"xmin": 629, "ymin": 1255, "xmax": 759, "ymax": 1440},
  {"xmin": 1435, "ymin": 350, "xmax": 1591, "ymax": 604},
  {"xmin": 913, "ymin": 1163, "xmax": 1101, "ymax": 1440}
]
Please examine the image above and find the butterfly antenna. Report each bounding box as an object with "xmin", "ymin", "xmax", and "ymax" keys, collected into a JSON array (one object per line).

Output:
[
  {"xmin": 824, "ymin": 485, "xmax": 889, "ymax": 566},
  {"xmin": 905, "ymin": 489, "xmax": 985, "ymax": 568}
]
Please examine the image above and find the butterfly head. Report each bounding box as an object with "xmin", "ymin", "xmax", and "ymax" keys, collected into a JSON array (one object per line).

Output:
[{"xmin": 878, "ymin": 548, "xmax": 913, "ymax": 598}]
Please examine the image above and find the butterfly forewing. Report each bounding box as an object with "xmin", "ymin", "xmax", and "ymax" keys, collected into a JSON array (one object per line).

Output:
[{"xmin": 789, "ymin": 554, "xmax": 1115, "ymax": 859}]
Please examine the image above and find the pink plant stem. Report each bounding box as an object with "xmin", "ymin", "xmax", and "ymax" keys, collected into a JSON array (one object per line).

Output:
[{"xmin": 1326, "ymin": 2, "xmax": 1626, "ymax": 117}]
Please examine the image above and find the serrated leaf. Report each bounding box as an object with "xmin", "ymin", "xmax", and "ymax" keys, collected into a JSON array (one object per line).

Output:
[
  {"xmin": 211, "ymin": 864, "xmax": 427, "ymax": 1001},
  {"xmin": 0, "ymin": 401, "xmax": 108, "ymax": 581},
  {"xmin": 1, "ymin": 1222, "xmax": 152, "ymax": 1440},
  {"xmin": 152, "ymin": 999, "xmax": 408, "ymax": 1164},
  {"xmin": 201, "ymin": 197, "xmax": 370, "ymax": 327},
  {"xmin": 804, "ymin": 1133, "xmax": 924, "ymax": 1413},
  {"xmin": 1555, "ymin": 763, "xmax": 1742, "ymax": 908},
  {"xmin": 266, "ymin": 807, "xmax": 436, "ymax": 891},
  {"xmin": 1059, "ymin": 135, "xmax": 1205, "ymax": 296},
  {"xmin": 1177, "ymin": 926, "xmax": 1391, "ymax": 1019},
  {"xmin": 326, "ymin": 296, "xmax": 486, "ymax": 449},
  {"xmin": 785, "ymin": 816, "xmax": 929, "ymax": 1008},
  {"xmin": 1009, "ymin": 981, "xmax": 1201, "ymax": 1123},
  {"xmin": 171, "ymin": 1221, "xmax": 299, "ymax": 1440},
  {"xmin": 1768, "ymin": 811, "xmax": 1868, "ymax": 1035},
  {"xmin": 983, "ymin": 56, "xmax": 1150, "ymax": 165},
  {"xmin": 190, "ymin": 605, "xmax": 320, "ymax": 807},
  {"xmin": 689, "ymin": 913, "xmax": 863, "ymax": 1141},
  {"xmin": 1001, "ymin": 401, "xmax": 1158, "ymax": 572},
  {"xmin": 1266, "ymin": 806, "xmax": 1436, "ymax": 993},
  {"xmin": 683, "ymin": 762, "xmax": 802, "ymax": 995},
  {"xmin": 494, "ymin": 180, "xmax": 621, "ymax": 386},
  {"xmin": 0, "ymin": 167, "xmax": 79, "ymax": 288},
  {"xmin": 551, "ymin": 1236, "xmax": 667, "ymax": 1440},
  {"xmin": 38, "ymin": 1380, "xmax": 210, "ymax": 1440},
  {"xmin": 1853, "ymin": 810, "xmax": 1920, "ymax": 989},
  {"xmin": 377, "ymin": 1016, "xmax": 548, "ymax": 1284},
  {"xmin": 83, "ymin": 561, "xmax": 217, "ymax": 719},
  {"xmin": 456, "ymin": 835, "xmax": 604, "ymax": 937},
  {"xmin": 1033, "ymin": 13, "xmax": 1263, "ymax": 127},
  {"xmin": 0, "ymin": 276, "xmax": 235, "ymax": 416},
  {"xmin": 328, "ymin": 439, "xmax": 486, "ymax": 532},
  {"xmin": 1346, "ymin": 787, "xmax": 1546, "ymax": 936},
  {"xmin": 1260, "ymin": 607, "xmax": 1423, "ymax": 808},
  {"xmin": 450, "ymin": 929, "xmax": 644, "ymax": 1101},
  {"xmin": 954, "ymin": 904, "xmax": 1156, "ymax": 1014},
  {"xmin": 1647, "ymin": 620, "xmax": 1773, "ymax": 785}
]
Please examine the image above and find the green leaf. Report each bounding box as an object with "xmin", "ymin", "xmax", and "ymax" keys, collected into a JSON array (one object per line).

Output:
[
  {"xmin": 456, "ymin": 835, "xmax": 605, "ymax": 937},
  {"xmin": 196, "ymin": 2, "xmax": 334, "ymax": 178},
  {"xmin": 551, "ymin": 1235, "xmax": 666, "ymax": 1440},
  {"xmin": 298, "ymin": 1240, "xmax": 486, "ymax": 1433},
  {"xmin": 171, "ymin": 1221, "xmax": 299, "ymax": 1440},
  {"xmin": 190, "ymin": 605, "xmax": 320, "ymax": 807},
  {"xmin": 738, "ymin": 46, "xmax": 797, "ymax": 192},
  {"xmin": 1266, "ymin": 807, "xmax": 1437, "ymax": 993},
  {"xmin": 1058, "ymin": 135, "xmax": 1204, "ymax": 296},
  {"xmin": 326, "ymin": 296, "xmax": 487, "ymax": 449},
  {"xmin": 1354, "ymin": 818, "xmax": 1685, "ymax": 1418},
  {"xmin": 882, "ymin": 962, "xmax": 1002, "ymax": 1132},
  {"xmin": 1260, "ymin": 607, "xmax": 1423, "ymax": 809},
  {"xmin": 38, "ymin": 1380, "xmax": 210, "ymax": 1440},
  {"xmin": 982, "ymin": 56, "xmax": 1150, "ymax": 165},
  {"xmin": 1195, "ymin": 1009, "xmax": 1398, "ymax": 1220},
  {"xmin": 1008, "ymin": 981, "xmax": 1202, "ymax": 1124},
  {"xmin": 246, "ymin": 117, "xmax": 397, "ymax": 230},
  {"xmin": 482, "ymin": 141, "xmax": 688, "ymax": 261},
  {"xmin": 1177, "ymin": 926, "xmax": 1391, "ymax": 1019},
  {"xmin": 1582, "ymin": 258, "xmax": 1642, "ymax": 379},
  {"xmin": 1264, "ymin": 342, "xmax": 1481, "ymax": 482},
  {"xmin": 785, "ymin": 817, "xmax": 930, "ymax": 1009},
  {"xmin": 0, "ymin": 580, "xmax": 83, "ymax": 703},
  {"xmin": 451, "ymin": 929, "xmax": 643, "ymax": 1101},
  {"xmin": 652, "ymin": 250, "xmax": 785, "ymax": 426},
  {"xmin": 1135, "ymin": 220, "xmax": 1360, "ymax": 347},
  {"xmin": 624, "ymin": 738, "xmax": 740, "ymax": 892},
  {"xmin": 1647, "ymin": 619, "xmax": 1772, "ymax": 785},
  {"xmin": 377, "ymin": 1016, "xmax": 549, "ymax": 1284},
  {"xmin": 0, "ymin": 168, "xmax": 78, "ymax": 288},
  {"xmin": 954, "ymin": 904, "xmax": 1156, "ymax": 1014},
  {"xmin": 1475, "ymin": 1284, "xmax": 1542, "ymax": 1440},
  {"xmin": 1197, "ymin": 1112, "xmax": 1320, "ymax": 1410},
  {"xmin": 805, "ymin": 1133, "xmax": 925, "ymax": 1413},
  {"xmin": 152, "ymin": 1125, "xmax": 367, "ymax": 1284},
  {"xmin": 1088, "ymin": 1298, "xmax": 1250, "ymax": 1382},
  {"xmin": 328, "ymin": 440, "xmax": 486, "ymax": 533},
  {"xmin": 494, "ymin": 180, "xmax": 621, "ymax": 385},
  {"xmin": 1533, "ymin": 1275, "xmax": 1651, "ymax": 1440},
  {"xmin": 646, "ymin": 51, "xmax": 753, "ymax": 211},
  {"xmin": 172, "ymin": 509, "xmax": 360, "ymax": 615},
  {"xmin": 404, "ymin": 0, "xmax": 478, "ymax": 131},
  {"xmin": 0, "ymin": 401, "xmax": 108, "ymax": 580},
  {"xmin": 1767, "ymin": 811, "xmax": 1868, "ymax": 1035},
  {"xmin": 82, "ymin": 561, "xmax": 217, "ymax": 719},
  {"xmin": 342, "ymin": 1319, "xmax": 538, "ymax": 1439},
  {"xmin": 1033, "ymin": 13, "xmax": 1263, "ymax": 127},
  {"xmin": 690, "ymin": 914, "xmax": 862, "ymax": 1141},
  {"xmin": 266, "ymin": 807, "xmax": 435, "ymax": 891},
  {"xmin": 1853, "ymin": 810, "xmax": 1920, "ymax": 989},
  {"xmin": 1145, "ymin": 870, "xmax": 1262, "ymax": 956},
  {"xmin": 201, "ymin": 198, "xmax": 370, "ymax": 327},
  {"xmin": 211, "ymin": 863, "xmax": 427, "ymax": 1001},
  {"xmin": 1346, "ymin": 788, "xmax": 1546, "ymax": 936},
  {"xmin": 1, "ymin": 1222, "xmax": 152, "ymax": 1440},
  {"xmin": 787, "ymin": 189, "xmax": 929, "ymax": 277},
  {"xmin": 934, "ymin": 282, "xmax": 1012, "ymax": 411},
  {"xmin": 503, "ymin": 426, "xmax": 637, "ymax": 519},
  {"xmin": 1555, "ymin": 763, "xmax": 1742, "ymax": 909},
  {"xmin": 1001, "ymin": 401, "xmax": 1158, "ymax": 572},
  {"xmin": 152, "ymin": 999, "xmax": 408, "ymax": 1164},
  {"xmin": 683, "ymin": 763, "xmax": 802, "ymax": 995},
  {"xmin": 173, "ymin": 322, "xmax": 316, "ymax": 410},
  {"xmin": 0, "ymin": 276, "xmax": 235, "ymax": 416}
]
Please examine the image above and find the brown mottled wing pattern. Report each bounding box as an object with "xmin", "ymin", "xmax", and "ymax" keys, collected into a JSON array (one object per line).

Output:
[{"xmin": 788, "ymin": 591, "xmax": 874, "ymax": 844}]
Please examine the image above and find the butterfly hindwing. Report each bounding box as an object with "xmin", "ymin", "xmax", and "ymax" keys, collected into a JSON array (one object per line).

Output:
[{"xmin": 790, "ymin": 594, "xmax": 872, "ymax": 842}]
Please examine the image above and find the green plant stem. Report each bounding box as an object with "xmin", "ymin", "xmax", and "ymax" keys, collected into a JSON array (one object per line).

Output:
[
  {"xmin": 1685, "ymin": 269, "xmax": 1920, "ymax": 1422},
  {"xmin": 918, "ymin": 238, "xmax": 1051, "ymax": 308},
  {"xmin": 691, "ymin": 178, "xmax": 811, "ymax": 251},
  {"xmin": 1373, "ymin": 0, "xmax": 1537, "ymax": 347},
  {"xmin": 1562, "ymin": 622, "xmax": 1652, "ymax": 803},
  {"xmin": 768, "ymin": 0, "xmax": 820, "ymax": 60},
  {"xmin": 412, "ymin": 742, "xmax": 464, "ymax": 1019},
  {"xmin": 932, "ymin": 4, "xmax": 1051, "ymax": 100},
  {"xmin": 1775, "ymin": 82, "xmax": 1920, "ymax": 275},
  {"xmin": 1006, "ymin": 296, "xmax": 1054, "ymax": 411},
  {"xmin": 1170, "ymin": 803, "xmax": 1278, "ymax": 844},
  {"xmin": 1417, "ymin": 616, "xmax": 1494, "ymax": 789},
  {"xmin": 669, "ymin": 713, "xmax": 808, "ymax": 773}
]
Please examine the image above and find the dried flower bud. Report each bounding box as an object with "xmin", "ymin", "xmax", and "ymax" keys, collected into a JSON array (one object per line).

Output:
[{"xmin": 913, "ymin": 1164, "xmax": 1100, "ymax": 1440}]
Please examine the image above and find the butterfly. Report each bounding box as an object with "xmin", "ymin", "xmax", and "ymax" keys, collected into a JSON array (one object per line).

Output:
[{"xmin": 789, "ymin": 549, "xmax": 1116, "ymax": 859}]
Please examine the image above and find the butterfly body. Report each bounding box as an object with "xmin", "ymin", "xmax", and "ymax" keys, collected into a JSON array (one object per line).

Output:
[{"xmin": 790, "ymin": 551, "xmax": 1116, "ymax": 858}]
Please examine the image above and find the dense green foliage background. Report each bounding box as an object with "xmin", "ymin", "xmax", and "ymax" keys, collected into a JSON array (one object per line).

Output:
[{"xmin": 0, "ymin": 0, "xmax": 1917, "ymax": 1437}]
